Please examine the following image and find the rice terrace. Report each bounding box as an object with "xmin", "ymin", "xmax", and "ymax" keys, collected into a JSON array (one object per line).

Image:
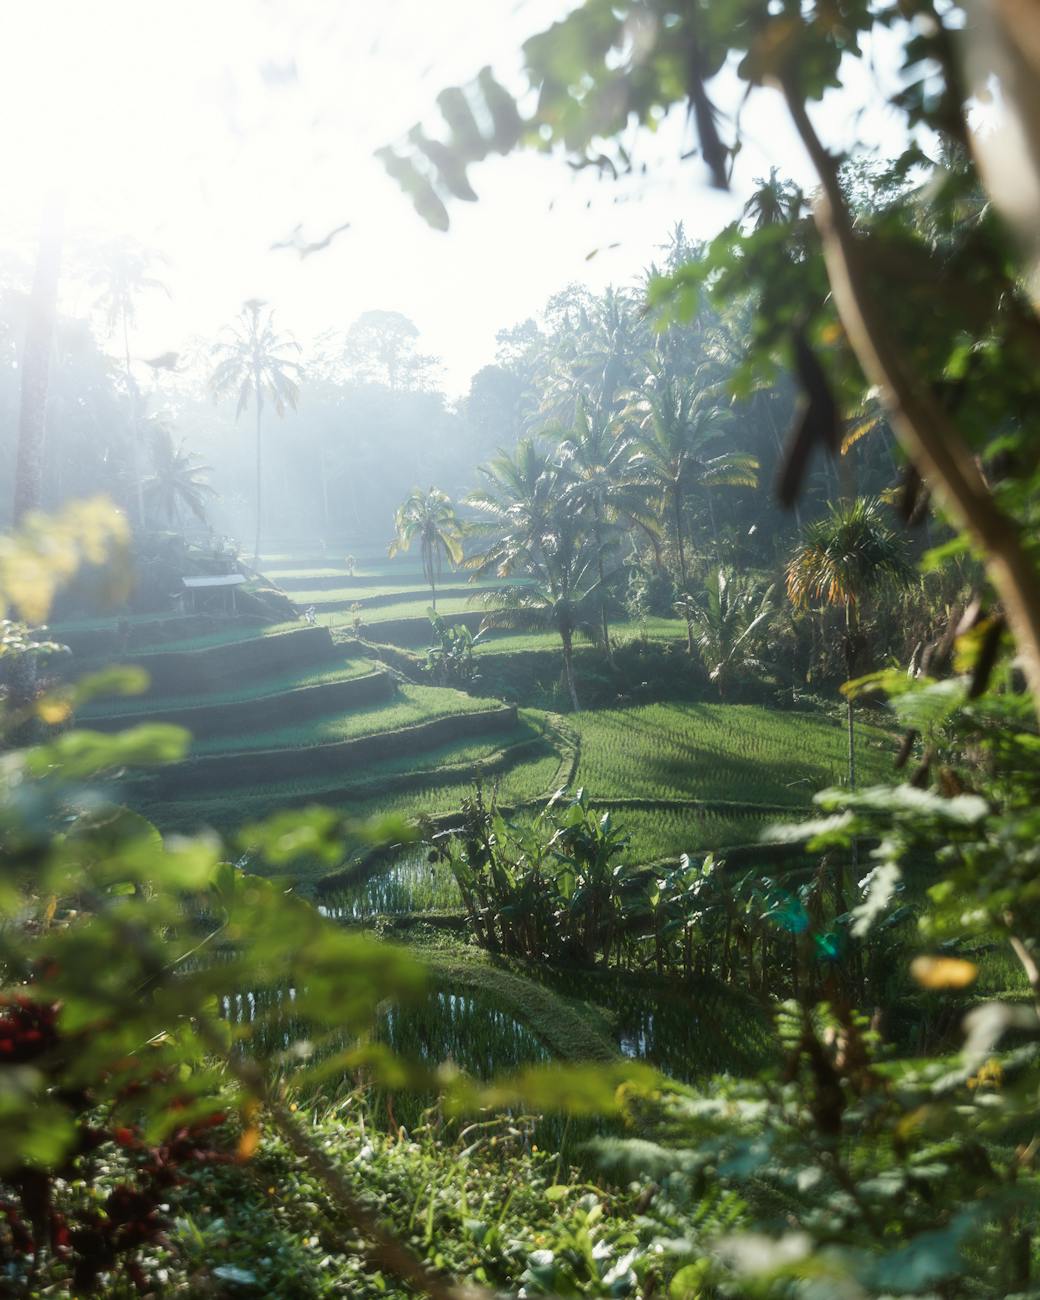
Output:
[{"xmin": 3, "ymin": 3, "xmax": 1040, "ymax": 1296}]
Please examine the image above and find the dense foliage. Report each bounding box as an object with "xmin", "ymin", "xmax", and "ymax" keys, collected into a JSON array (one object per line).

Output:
[{"xmin": 4, "ymin": 0, "xmax": 1040, "ymax": 1295}]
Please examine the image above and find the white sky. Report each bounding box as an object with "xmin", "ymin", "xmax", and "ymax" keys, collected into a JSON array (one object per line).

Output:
[{"xmin": 0, "ymin": 1, "xmax": 909, "ymax": 395}]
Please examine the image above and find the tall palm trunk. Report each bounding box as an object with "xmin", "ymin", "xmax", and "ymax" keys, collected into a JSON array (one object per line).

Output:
[
  {"xmin": 14, "ymin": 195, "xmax": 63, "ymax": 524},
  {"xmin": 560, "ymin": 625, "xmax": 581, "ymax": 711},
  {"xmin": 318, "ymin": 441, "xmax": 330, "ymax": 537},
  {"xmin": 844, "ymin": 599, "xmax": 857, "ymax": 791},
  {"xmin": 12, "ymin": 194, "xmax": 63, "ymax": 727},
  {"xmin": 424, "ymin": 538, "xmax": 437, "ymax": 610},
  {"xmin": 595, "ymin": 510, "xmax": 613, "ymax": 663},
  {"xmin": 706, "ymin": 489, "xmax": 719, "ymax": 560},
  {"xmin": 252, "ymin": 364, "xmax": 263, "ymax": 564},
  {"xmin": 843, "ymin": 598, "xmax": 860, "ymax": 889},
  {"xmin": 123, "ymin": 313, "xmax": 144, "ymax": 528},
  {"xmin": 673, "ymin": 483, "xmax": 693, "ymax": 654}
]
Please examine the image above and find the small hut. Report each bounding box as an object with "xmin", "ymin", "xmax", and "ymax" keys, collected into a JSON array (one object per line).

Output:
[{"xmin": 179, "ymin": 573, "xmax": 248, "ymax": 615}]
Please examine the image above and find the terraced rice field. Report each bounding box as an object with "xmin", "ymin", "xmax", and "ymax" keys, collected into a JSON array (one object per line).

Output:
[
  {"xmin": 80, "ymin": 654, "xmax": 374, "ymax": 718},
  {"xmin": 139, "ymin": 712, "xmax": 567, "ymax": 841},
  {"xmin": 132, "ymin": 620, "xmax": 303, "ymax": 653},
  {"xmin": 284, "ymin": 578, "xmax": 518, "ymax": 604},
  {"xmin": 473, "ymin": 617, "xmax": 687, "ymax": 655},
  {"xmin": 353, "ymin": 595, "xmax": 477, "ymax": 624},
  {"xmin": 571, "ymin": 702, "xmax": 892, "ymax": 806},
  {"xmin": 187, "ymin": 683, "xmax": 505, "ymax": 755},
  {"xmin": 74, "ymin": 551, "xmax": 891, "ymax": 897}
]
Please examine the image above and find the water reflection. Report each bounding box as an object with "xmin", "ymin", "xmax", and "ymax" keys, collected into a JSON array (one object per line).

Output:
[
  {"xmin": 220, "ymin": 979, "xmax": 546, "ymax": 1080},
  {"xmin": 318, "ymin": 849, "xmax": 460, "ymax": 919},
  {"xmin": 519, "ymin": 969, "xmax": 772, "ymax": 1084}
]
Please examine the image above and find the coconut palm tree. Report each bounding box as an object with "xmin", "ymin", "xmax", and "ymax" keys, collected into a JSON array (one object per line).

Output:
[
  {"xmin": 466, "ymin": 437, "xmax": 559, "ymax": 579},
  {"xmin": 787, "ymin": 497, "xmax": 913, "ymax": 788},
  {"xmin": 10, "ymin": 194, "xmax": 63, "ymax": 723},
  {"xmin": 144, "ymin": 422, "xmax": 216, "ymax": 528},
  {"xmin": 743, "ymin": 167, "xmax": 803, "ymax": 230},
  {"xmin": 209, "ymin": 299, "xmax": 301, "ymax": 562},
  {"xmin": 540, "ymin": 285, "xmax": 648, "ymax": 424},
  {"xmin": 624, "ymin": 371, "xmax": 758, "ymax": 652},
  {"xmin": 388, "ymin": 487, "xmax": 464, "ymax": 610},
  {"xmin": 691, "ymin": 569, "xmax": 776, "ymax": 697},
  {"xmin": 556, "ymin": 400, "xmax": 655, "ymax": 658},
  {"xmin": 477, "ymin": 507, "xmax": 603, "ymax": 711},
  {"xmin": 91, "ymin": 240, "xmax": 170, "ymax": 528}
]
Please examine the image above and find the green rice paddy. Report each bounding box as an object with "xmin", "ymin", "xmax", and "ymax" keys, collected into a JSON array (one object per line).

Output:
[
  {"xmin": 83, "ymin": 552, "xmax": 892, "ymax": 921},
  {"xmin": 187, "ymin": 683, "xmax": 505, "ymax": 755},
  {"xmin": 70, "ymin": 547, "xmax": 907, "ymax": 1100},
  {"xmin": 80, "ymin": 654, "xmax": 375, "ymax": 717},
  {"xmin": 474, "ymin": 617, "xmax": 688, "ymax": 655},
  {"xmin": 571, "ymin": 701, "xmax": 892, "ymax": 805}
]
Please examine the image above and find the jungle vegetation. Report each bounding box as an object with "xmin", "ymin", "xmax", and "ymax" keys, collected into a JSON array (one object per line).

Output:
[{"xmin": 3, "ymin": 1, "xmax": 1040, "ymax": 1297}]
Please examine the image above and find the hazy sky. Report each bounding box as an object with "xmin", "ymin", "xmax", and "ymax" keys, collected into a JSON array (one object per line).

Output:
[{"xmin": 0, "ymin": 1, "xmax": 907, "ymax": 394}]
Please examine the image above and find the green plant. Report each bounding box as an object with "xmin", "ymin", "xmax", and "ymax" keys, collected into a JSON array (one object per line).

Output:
[
  {"xmin": 689, "ymin": 568, "xmax": 776, "ymax": 697},
  {"xmin": 423, "ymin": 607, "xmax": 486, "ymax": 686},
  {"xmin": 787, "ymin": 497, "xmax": 912, "ymax": 788}
]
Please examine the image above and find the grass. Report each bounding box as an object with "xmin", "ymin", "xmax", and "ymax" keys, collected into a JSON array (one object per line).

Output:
[
  {"xmin": 571, "ymin": 701, "xmax": 892, "ymax": 807},
  {"xmin": 51, "ymin": 609, "xmax": 205, "ymax": 634},
  {"xmin": 144, "ymin": 714, "xmax": 566, "ymax": 832},
  {"xmin": 599, "ymin": 804, "xmax": 795, "ymax": 864},
  {"xmin": 356, "ymin": 595, "xmax": 478, "ymax": 624},
  {"xmin": 187, "ymin": 683, "xmax": 506, "ymax": 756},
  {"xmin": 284, "ymin": 578, "xmax": 520, "ymax": 605},
  {"xmin": 80, "ymin": 653, "xmax": 375, "ymax": 717},
  {"xmin": 129, "ymin": 620, "xmax": 303, "ymax": 653},
  {"xmin": 286, "ymin": 582, "xmax": 454, "ymax": 604},
  {"xmin": 139, "ymin": 725, "xmax": 567, "ymax": 847},
  {"xmin": 474, "ymin": 617, "xmax": 687, "ymax": 656}
]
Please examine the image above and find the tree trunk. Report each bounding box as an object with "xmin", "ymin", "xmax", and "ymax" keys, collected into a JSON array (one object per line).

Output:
[
  {"xmin": 318, "ymin": 440, "xmax": 330, "ymax": 538},
  {"xmin": 11, "ymin": 195, "xmax": 63, "ymax": 727},
  {"xmin": 252, "ymin": 369, "xmax": 263, "ymax": 564},
  {"xmin": 706, "ymin": 489, "xmax": 719, "ymax": 560},
  {"xmin": 560, "ymin": 627, "xmax": 581, "ymax": 711},
  {"xmin": 674, "ymin": 485, "xmax": 694, "ymax": 654},
  {"xmin": 123, "ymin": 314, "xmax": 144, "ymax": 529},
  {"xmin": 14, "ymin": 194, "xmax": 63, "ymax": 524},
  {"xmin": 425, "ymin": 539, "xmax": 437, "ymax": 610},
  {"xmin": 782, "ymin": 82, "xmax": 1040, "ymax": 722},
  {"xmin": 845, "ymin": 600, "xmax": 857, "ymax": 792},
  {"xmin": 596, "ymin": 531, "xmax": 613, "ymax": 663}
]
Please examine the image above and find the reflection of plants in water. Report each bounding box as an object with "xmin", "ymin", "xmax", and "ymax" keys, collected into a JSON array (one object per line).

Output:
[
  {"xmin": 379, "ymin": 989, "xmax": 549, "ymax": 1076},
  {"xmin": 222, "ymin": 979, "xmax": 547, "ymax": 1082},
  {"xmin": 610, "ymin": 982, "xmax": 771, "ymax": 1083},
  {"xmin": 320, "ymin": 849, "xmax": 461, "ymax": 918},
  {"xmin": 511, "ymin": 964, "xmax": 773, "ymax": 1084}
]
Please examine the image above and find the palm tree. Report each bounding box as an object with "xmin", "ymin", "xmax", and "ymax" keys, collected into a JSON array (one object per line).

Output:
[
  {"xmin": 209, "ymin": 299, "xmax": 301, "ymax": 563},
  {"xmin": 691, "ymin": 569, "xmax": 776, "ymax": 698},
  {"xmin": 624, "ymin": 371, "xmax": 758, "ymax": 652},
  {"xmin": 786, "ymin": 497, "xmax": 913, "ymax": 788},
  {"xmin": 144, "ymin": 421, "xmax": 216, "ymax": 528},
  {"xmin": 466, "ymin": 437, "xmax": 559, "ymax": 579},
  {"xmin": 540, "ymin": 286, "xmax": 648, "ymax": 424},
  {"xmin": 388, "ymin": 487, "xmax": 464, "ymax": 609},
  {"xmin": 476, "ymin": 508, "xmax": 602, "ymax": 711},
  {"xmin": 91, "ymin": 240, "xmax": 170, "ymax": 528},
  {"xmin": 11, "ymin": 194, "xmax": 63, "ymax": 723},
  {"xmin": 743, "ymin": 167, "xmax": 803, "ymax": 230},
  {"xmin": 556, "ymin": 400, "xmax": 655, "ymax": 658}
]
